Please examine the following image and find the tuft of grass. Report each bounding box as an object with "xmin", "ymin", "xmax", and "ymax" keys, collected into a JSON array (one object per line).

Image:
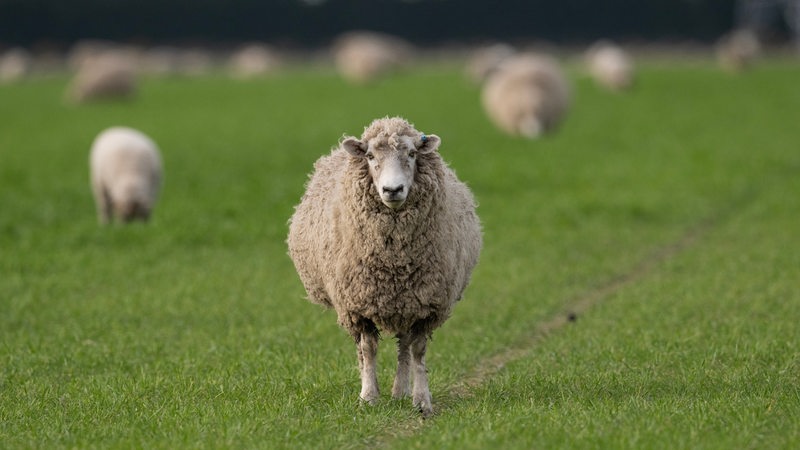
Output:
[{"xmin": 1, "ymin": 59, "xmax": 799, "ymax": 449}]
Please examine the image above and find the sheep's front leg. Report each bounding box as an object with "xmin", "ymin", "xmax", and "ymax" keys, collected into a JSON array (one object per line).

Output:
[
  {"xmin": 410, "ymin": 333, "xmax": 433, "ymax": 417},
  {"xmin": 391, "ymin": 333, "xmax": 412, "ymax": 398},
  {"xmin": 357, "ymin": 330, "xmax": 380, "ymax": 404}
]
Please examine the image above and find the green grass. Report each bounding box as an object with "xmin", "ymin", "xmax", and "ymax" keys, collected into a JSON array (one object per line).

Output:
[{"xmin": 1, "ymin": 59, "xmax": 799, "ymax": 449}]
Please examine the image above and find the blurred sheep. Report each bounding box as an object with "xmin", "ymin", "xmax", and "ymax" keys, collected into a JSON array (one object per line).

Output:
[
  {"xmin": 66, "ymin": 51, "xmax": 138, "ymax": 104},
  {"xmin": 228, "ymin": 43, "xmax": 280, "ymax": 79},
  {"xmin": 0, "ymin": 48, "xmax": 32, "ymax": 83},
  {"xmin": 585, "ymin": 40, "xmax": 635, "ymax": 91},
  {"xmin": 333, "ymin": 31, "xmax": 413, "ymax": 84},
  {"xmin": 716, "ymin": 29, "xmax": 761, "ymax": 72},
  {"xmin": 465, "ymin": 43, "xmax": 515, "ymax": 84},
  {"xmin": 481, "ymin": 53, "xmax": 571, "ymax": 139},
  {"xmin": 90, "ymin": 126, "xmax": 163, "ymax": 224}
]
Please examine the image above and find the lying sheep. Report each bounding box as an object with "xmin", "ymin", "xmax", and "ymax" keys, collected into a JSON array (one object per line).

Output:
[
  {"xmin": 332, "ymin": 31, "xmax": 413, "ymax": 84},
  {"xmin": 66, "ymin": 52, "xmax": 137, "ymax": 104},
  {"xmin": 90, "ymin": 127, "xmax": 162, "ymax": 224},
  {"xmin": 585, "ymin": 40, "xmax": 635, "ymax": 91},
  {"xmin": 287, "ymin": 117, "xmax": 482, "ymax": 417},
  {"xmin": 481, "ymin": 53, "xmax": 571, "ymax": 138}
]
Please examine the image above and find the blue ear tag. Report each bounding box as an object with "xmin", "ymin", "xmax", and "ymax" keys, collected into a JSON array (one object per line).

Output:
[{"xmin": 421, "ymin": 134, "xmax": 428, "ymax": 143}]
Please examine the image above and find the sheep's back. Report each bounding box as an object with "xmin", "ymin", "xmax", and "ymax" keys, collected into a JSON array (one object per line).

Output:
[{"xmin": 90, "ymin": 127, "xmax": 161, "ymax": 199}]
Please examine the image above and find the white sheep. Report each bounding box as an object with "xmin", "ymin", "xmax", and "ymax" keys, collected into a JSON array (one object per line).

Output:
[
  {"xmin": 481, "ymin": 53, "xmax": 571, "ymax": 138},
  {"xmin": 66, "ymin": 52, "xmax": 137, "ymax": 104},
  {"xmin": 0, "ymin": 48, "xmax": 32, "ymax": 83},
  {"xmin": 287, "ymin": 117, "xmax": 482, "ymax": 417},
  {"xmin": 585, "ymin": 40, "xmax": 635, "ymax": 91},
  {"xmin": 465, "ymin": 43, "xmax": 516, "ymax": 85},
  {"xmin": 90, "ymin": 127, "xmax": 162, "ymax": 224},
  {"xmin": 228, "ymin": 43, "xmax": 280, "ymax": 79},
  {"xmin": 716, "ymin": 29, "xmax": 761, "ymax": 72},
  {"xmin": 332, "ymin": 31, "xmax": 413, "ymax": 84}
]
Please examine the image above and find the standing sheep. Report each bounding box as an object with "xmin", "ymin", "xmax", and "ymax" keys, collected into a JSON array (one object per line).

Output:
[
  {"xmin": 287, "ymin": 117, "xmax": 482, "ymax": 417},
  {"xmin": 66, "ymin": 52, "xmax": 138, "ymax": 104},
  {"xmin": 90, "ymin": 127, "xmax": 163, "ymax": 224},
  {"xmin": 332, "ymin": 31, "xmax": 413, "ymax": 84},
  {"xmin": 585, "ymin": 40, "xmax": 635, "ymax": 91},
  {"xmin": 481, "ymin": 53, "xmax": 571, "ymax": 138}
]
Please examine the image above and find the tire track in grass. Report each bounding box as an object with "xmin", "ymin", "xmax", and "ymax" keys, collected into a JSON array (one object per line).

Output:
[{"xmin": 369, "ymin": 190, "xmax": 756, "ymax": 448}]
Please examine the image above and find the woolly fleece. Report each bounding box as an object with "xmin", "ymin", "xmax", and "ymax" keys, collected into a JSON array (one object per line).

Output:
[{"xmin": 287, "ymin": 117, "xmax": 482, "ymax": 339}]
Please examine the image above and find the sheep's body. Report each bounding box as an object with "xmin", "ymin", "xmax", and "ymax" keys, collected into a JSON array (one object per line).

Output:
[
  {"xmin": 333, "ymin": 31, "xmax": 412, "ymax": 84},
  {"xmin": 287, "ymin": 117, "xmax": 481, "ymax": 416},
  {"xmin": 481, "ymin": 53, "xmax": 570, "ymax": 138},
  {"xmin": 228, "ymin": 43, "xmax": 280, "ymax": 79},
  {"xmin": 716, "ymin": 29, "xmax": 761, "ymax": 72},
  {"xmin": 90, "ymin": 127, "xmax": 162, "ymax": 224},
  {"xmin": 67, "ymin": 52, "xmax": 137, "ymax": 104},
  {"xmin": 585, "ymin": 41, "xmax": 635, "ymax": 91},
  {"xmin": 0, "ymin": 48, "xmax": 32, "ymax": 83},
  {"xmin": 465, "ymin": 43, "xmax": 516, "ymax": 84}
]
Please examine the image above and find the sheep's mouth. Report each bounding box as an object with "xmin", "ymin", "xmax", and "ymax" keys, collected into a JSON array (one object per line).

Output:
[{"xmin": 381, "ymin": 197, "xmax": 406, "ymax": 210}]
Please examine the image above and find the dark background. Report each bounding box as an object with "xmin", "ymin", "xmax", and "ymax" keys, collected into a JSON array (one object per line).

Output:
[{"xmin": 0, "ymin": 0, "xmax": 788, "ymax": 49}]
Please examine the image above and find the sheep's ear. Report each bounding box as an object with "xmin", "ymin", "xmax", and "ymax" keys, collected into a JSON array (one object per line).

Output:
[
  {"xmin": 417, "ymin": 134, "xmax": 441, "ymax": 154},
  {"xmin": 342, "ymin": 137, "xmax": 367, "ymax": 157}
]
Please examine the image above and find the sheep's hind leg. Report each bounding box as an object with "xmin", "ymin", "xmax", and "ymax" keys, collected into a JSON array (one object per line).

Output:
[
  {"xmin": 357, "ymin": 327, "xmax": 380, "ymax": 404},
  {"xmin": 410, "ymin": 332, "xmax": 433, "ymax": 418},
  {"xmin": 391, "ymin": 333, "xmax": 412, "ymax": 399}
]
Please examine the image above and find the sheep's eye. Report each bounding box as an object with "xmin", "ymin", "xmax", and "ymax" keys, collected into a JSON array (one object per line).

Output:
[
  {"xmin": 366, "ymin": 153, "xmax": 375, "ymax": 161},
  {"xmin": 408, "ymin": 150, "xmax": 417, "ymax": 159}
]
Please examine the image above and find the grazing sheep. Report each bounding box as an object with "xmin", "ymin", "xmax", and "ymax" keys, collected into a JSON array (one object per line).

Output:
[
  {"xmin": 90, "ymin": 127, "xmax": 162, "ymax": 224},
  {"xmin": 585, "ymin": 40, "xmax": 635, "ymax": 91},
  {"xmin": 333, "ymin": 31, "xmax": 413, "ymax": 84},
  {"xmin": 465, "ymin": 43, "xmax": 516, "ymax": 85},
  {"xmin": 66, "ymin": 52, "xmax": 137, "ymax": 104},
  {"xmin": 228, "ymin": 43, "xmax": 280, "ymax": 79},
  {"xmin": 481, "ymin": 53, "xmax": 571, "ymax": 138},
  {"xmin": 716, "ymin": 29, "xmax": 761, "ymax": 72},
  {"xmin": 287, "ymin": 117, "xmax": 482, "ymax": 417}
]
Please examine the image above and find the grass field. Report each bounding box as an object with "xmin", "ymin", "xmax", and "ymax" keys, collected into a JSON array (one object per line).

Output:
[{"xmin": 1, "ymin": 59, "xmax": 799, "ymax": 449}]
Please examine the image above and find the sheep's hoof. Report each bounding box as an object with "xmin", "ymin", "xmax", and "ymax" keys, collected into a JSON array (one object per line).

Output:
[
  {"xmin": 359, "ymin": 393, "xmax": 379, "ymax": 406},
  {"xmin": 413, "ymin": 395, "xmax": 434, "ymax": 418}
]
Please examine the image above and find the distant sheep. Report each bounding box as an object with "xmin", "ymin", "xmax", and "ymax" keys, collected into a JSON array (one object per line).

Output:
[
  {"xmin": 90, "ymin": 127, "xmax": 163, "ymax": 224},
  {"xmin": 465, "ymin": 43, "xmax": 515, "ymax": 84},
  {"xmin": 66, "ymin": 52, "xmax": 137, "ymax": 104},
  {"xmin": 481, "ymin": 53, "xmax": 571, "ymax": 138},
  {"xmin": 0, "ymin": 48, "xmax": 32, "ymax": 83},
  {"xmin": 333, "ymin": 31, "xmax": 413, "ymax": 84},
  {"xmin": 716, "ymin": 29, "xmax": 761, "ymax": 72},
  {"xmin": 287, "ymin": 117, "xmax": 482, "ymax": 417},
  {"xmin": 585, "ymin": 40, "xmax": 635, "ymax": 91},
  {"xmin": 228, "ymin": 43, "xmax": 280, "ymax": 79}
]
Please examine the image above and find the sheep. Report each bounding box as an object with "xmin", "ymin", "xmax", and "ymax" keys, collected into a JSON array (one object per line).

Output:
[
  {"xmin": 287, "ymin": 117, "xmax": 482, "ymax": 417},
  {"xmin": 716, "ymin": 29, "xmax": 761, "ymax": 72},
  {"xmin": 228, "ymin": 43, "xmax": 280, "ymax": 79},
  {"xmin": 465, "ymin": 43, "xmax": 516, "ymax": 85},
  {"xmin": 332, "ymin": 31, "xmax": 413, "ymax": 84},
  {"xmin": 90, "ymin": 127, "xmax": 162, "ymax": 224},
  {"xmin": 481, "ymin": 53, "xmax": 571, "ymax": 139},
  {"xmin": 66, "ymin": 51, "xmax": 137, "ymax": 104},
  {"xmin": 0, "ymin": 48, "xmax": 32, "ymax": 83},
  {"xmin": 585, "ymin": 40, "xmax": 635, "ymax": 91}
]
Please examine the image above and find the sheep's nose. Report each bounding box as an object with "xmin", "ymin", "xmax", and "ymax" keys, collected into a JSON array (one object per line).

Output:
[{"xmin": 382, "ymin": 184, "xmax": 404, "ymax": 195}]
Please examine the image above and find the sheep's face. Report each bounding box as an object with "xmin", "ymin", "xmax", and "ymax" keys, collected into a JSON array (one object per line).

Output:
[{"xmin": 343, "ymin": 132, "xmax": 440, "ymax": 210}]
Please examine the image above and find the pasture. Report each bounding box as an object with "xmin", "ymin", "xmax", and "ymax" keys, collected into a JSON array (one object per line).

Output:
[{"xmin": 1, "ymin": 59, "xmax": 799, "ymax": 448}]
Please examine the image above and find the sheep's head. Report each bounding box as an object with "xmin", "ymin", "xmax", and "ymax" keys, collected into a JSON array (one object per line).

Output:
[{"xmin": 342, "ymin": 131, "xmax": 440, "ymax": 210}]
